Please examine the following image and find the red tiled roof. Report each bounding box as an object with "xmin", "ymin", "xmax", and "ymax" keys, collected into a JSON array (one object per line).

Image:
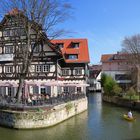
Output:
[
  {"xmin": 101, "ymin": 53, "xmax": 129, "ymax": 63},
  {"xmin": 101, "ymin": 54, "xmax": 113, "ymax": 62},
  {"xmin": 51, "ymin": 38, "xmax": 90, "ymax": 63}
]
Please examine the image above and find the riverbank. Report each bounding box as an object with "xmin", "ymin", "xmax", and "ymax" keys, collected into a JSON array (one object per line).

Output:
[
  {"xmin": 0, "ymin": 97, "xmax": 87, "ymax": 129},
  {"xmin": 102, "ymin": 95, "xmax": 140, "ymax": 110}
]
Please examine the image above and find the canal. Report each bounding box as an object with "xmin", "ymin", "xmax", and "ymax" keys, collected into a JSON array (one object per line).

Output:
[{"xmin": 0, "ymin": 93, "xmax": 140, "ymax": 140}]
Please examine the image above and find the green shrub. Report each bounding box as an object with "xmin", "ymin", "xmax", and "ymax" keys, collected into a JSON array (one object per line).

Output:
[
  {"xmin": 113, "ymin": 84, "xmax": 122, "ymax": 95},
  {"xmin": 101, "ymin": 74, "xmax": 122, "ymax": 96},
  {"xmin": 101, "ymin": 73, "xmax": 107, "ymax": 87},
  {"xmin": 65, "ymin": 103, "xmax": 73, "ymax": 112},
  {"xmin": 104, "ymin": 76, "xmax": 116, "ymax": 96},
  {"xmin": 126, "ymin": 87, "xmax": 136, "ymax": 100}
]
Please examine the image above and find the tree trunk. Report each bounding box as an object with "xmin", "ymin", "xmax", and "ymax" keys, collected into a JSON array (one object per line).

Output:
[{"xmin": 17, "ymin": 77, "xmax": 24, "ymax": 104}]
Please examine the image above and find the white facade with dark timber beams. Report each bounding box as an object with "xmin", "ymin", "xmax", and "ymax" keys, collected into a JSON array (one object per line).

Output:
[{"xmin": 0, "ymin": 9, "xmax": 90, "ymax": 99}]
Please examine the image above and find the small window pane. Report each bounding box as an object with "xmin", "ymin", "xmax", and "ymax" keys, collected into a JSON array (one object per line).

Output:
[
  {"xmin": 68, "ymin": 55, "xmax": 78, "ymax": 60},
  {"xmin": 5, "ymin": 66, "xmax": 13, "ymax": 73},
  {"xmin": 62, "ymin": 69, "xmax": 69, "ymax": 75},
  {"xmin": 36, "ymin": 65, "xmax": 42, "ymax": 72},
  {"xmin": 43, "ymin": 65, "xmax": 49, "ymax": 72},
  {"xmin": 75, "ymin": 69, "xmax": 82, "ymax": 75}
]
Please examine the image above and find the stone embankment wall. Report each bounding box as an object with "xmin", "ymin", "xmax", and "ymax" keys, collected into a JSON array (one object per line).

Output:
[
  {"xmin": 0, "ymin": 98, "xmax": 87, "ymax": 129},
  {"xmin": 102, "ymin": 96, "xmax": 140, "ymax": 110}
]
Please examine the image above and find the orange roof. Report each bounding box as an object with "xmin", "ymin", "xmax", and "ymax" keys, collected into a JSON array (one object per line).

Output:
[
  {"xmin": 101, "ymin": 53, "xmax": 129, "ymax": 63},
  {"xmin": 51, "ymin": 38, "xmax": 90, "ymax": 63},
  {"xmin": 101, "ymin": 54, "xmax": 113, "ymax": 62}
]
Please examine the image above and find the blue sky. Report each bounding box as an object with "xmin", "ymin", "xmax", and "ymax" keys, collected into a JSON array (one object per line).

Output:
[
  {"xmin": 62, "ymin": 0, "xmax": 140, "ymax": 64},
  {"xmin": 0, "ymin": 0, "xmax": 140, "ymax": 64}
]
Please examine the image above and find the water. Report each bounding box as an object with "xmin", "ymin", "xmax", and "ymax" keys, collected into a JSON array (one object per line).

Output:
[{"xmin": 0, "ymin": 93, "xmax": 140, "ymax": 140}]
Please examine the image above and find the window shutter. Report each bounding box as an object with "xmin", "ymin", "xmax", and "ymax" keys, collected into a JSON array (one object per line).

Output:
[
  {"xmin": 46, "ymin": 86, "xmax": 51, "ymax": 96},
  {"xmin": 33, "ymin": 86, "xmax": 39, "ymax": 94}
]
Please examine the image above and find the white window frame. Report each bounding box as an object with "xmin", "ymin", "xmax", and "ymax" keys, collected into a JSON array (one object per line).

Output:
[
  {"xmin": 62, "ymin": 69, "xmax": 70, "ymax": 75},
  {"xmin": 43, "ymin": 65, "xmax": 49, "ymax": 72},
  {"xmin": 74, "ymin": 68, "xmax": 82, "ymax": 75},
  {"xmin": 5, "ymin": 66, "xmax": 13, "ymax": 73},
  {"xmin": 36, "ymin": 65, "xmax": 42, "ymax": 72}
]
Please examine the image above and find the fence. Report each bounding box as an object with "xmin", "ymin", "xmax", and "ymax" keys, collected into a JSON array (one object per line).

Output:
[{"xmin": 0, "ymin": 93, "xmax": 86, "ymax": 111}]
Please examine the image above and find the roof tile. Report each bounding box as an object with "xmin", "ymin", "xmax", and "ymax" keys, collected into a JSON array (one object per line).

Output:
[{"xmin": 52, "ymin": 38, "xmax": 90, "ymax": 63}]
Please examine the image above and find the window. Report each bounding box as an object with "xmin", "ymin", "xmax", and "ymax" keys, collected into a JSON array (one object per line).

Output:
[
  {"xmin": 36, "ymin": 65, "xmax": 42, "ymax": 72},
  {"xmin": 115, "ymin": 74, "xmax": 130, "ymax": 80},
  {"xmin": 56, "ymin": 43, "xmax": 63, "ymax": 49},
  {"xmin": 74, "ymin": 69, "xmax": 82, "ymax": 75},
  {"xmin": 72, "ymin": 43, "xmax": 79, "ymax": 48},
  {"xmin": 68, "ymin": 54, "xmax": 78, "ymax": 60},
  {"xmin": 36, "ymin": 65, "xmax": 50, "ymax": 72},
  {"xmin": 7, "ymin": 87, "xmax": 12, "ymax": 96},
  {"xmin": 5, "ymin": 46, "xmax": 13, "ymax": 54},
  {"xmin": 18, "ymin": 65, "xmax": 22, "ymax": 73},
  {"xmin": 77, "ymin": 87, "xmax": 81, "ymax": 93},
  {"xmin": 62, "ymin": 69, "xmax": 70, "ymax": 75},
  {"xmin": 32, "ymin": 44, "xmax": 42, "ymax": 53},
  {"xmin": 20, "ymin": 28, "xmax": 26, "ymax": 36},
  {"xmin": 9, "ymin": 30, "xmax": 14, "ymax": 36},
  {"xmin": 43, "ymin": 65, "xmax": 49, "ymax": 72},
  {"xmin": 3, "ymin": 30, "xmax": 10, "ymax": 37},
  {"xmin": 5, "ymin": 66, "xmax": 13, "ymax": 73},
  {"xmin": 63, "ymin": 87, "xmax": 69, "ymax": 93},
  {"xmin": 40, "ymin": 87, "xmax": 46, "ymax": 95}
]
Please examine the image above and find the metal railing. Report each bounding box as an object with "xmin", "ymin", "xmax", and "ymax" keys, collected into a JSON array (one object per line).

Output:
[{"xmin": 0, "ymin": 93, "xmax": 86, "ymax": 111}]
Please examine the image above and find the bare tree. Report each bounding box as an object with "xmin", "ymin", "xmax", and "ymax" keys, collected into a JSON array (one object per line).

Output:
[
  {"xmin": 0, "ymin": 0, "xmax": 72, "ymax": 103},
  {"xmin": 122, "ymin": 34, "xmax": 140, "ymax": 93},
  {"xmin": 122, "ymin": 34, "xmax": 140, "ymax": 63}
]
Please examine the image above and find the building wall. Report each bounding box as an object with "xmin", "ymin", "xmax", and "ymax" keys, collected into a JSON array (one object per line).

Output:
[{"xmin": 102, "ymin": 62, "xmax": 128, "ymax": 71}]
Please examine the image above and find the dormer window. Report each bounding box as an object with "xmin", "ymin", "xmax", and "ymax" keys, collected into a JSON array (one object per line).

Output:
[
  {"xmin": 68, "ymin": 54, "xmax": 78, "ymax": 60},
  {"xmin": 56, "ymin": 43, "xmax": 64, "ymax": 49},
  {"xmin": 72, "ymin": 42, "xmax": 79, "ymax": 48}
]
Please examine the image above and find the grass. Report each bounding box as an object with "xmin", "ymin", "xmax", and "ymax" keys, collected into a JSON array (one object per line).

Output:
[{"xmin": 123, "ymin": 95, "xmax": 140, "ymax": 100}]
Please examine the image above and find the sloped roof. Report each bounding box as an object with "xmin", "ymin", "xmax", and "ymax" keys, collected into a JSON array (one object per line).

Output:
[
  {"xmin": 101, "ymin": 53, "xmax": 129, "ymax": 63},
  {"xmin": 101, "ymin": 54, "xmax": 114, "ymax": 62},
  {"xmin": 0, "ymin": 8, "xmax": 61, "ymax": 56},
  {"xmin": 51, "ymin": 38, "xmax": 90, "ymax": 63},
  {"xmin": 89, "ymin": 65, "xmax": 102, "ymax": 70}
]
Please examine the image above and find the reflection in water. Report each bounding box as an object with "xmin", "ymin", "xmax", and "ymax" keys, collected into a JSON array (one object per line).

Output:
[{"xmin": 0, "ymin": 93, "xmax": 140, "ymax": 140}]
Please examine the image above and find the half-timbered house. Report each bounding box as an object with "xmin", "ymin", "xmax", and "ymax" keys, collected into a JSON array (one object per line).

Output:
[{"xmin": 0, "ymin": 9, "xmax": 90, "ymax": 101}]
